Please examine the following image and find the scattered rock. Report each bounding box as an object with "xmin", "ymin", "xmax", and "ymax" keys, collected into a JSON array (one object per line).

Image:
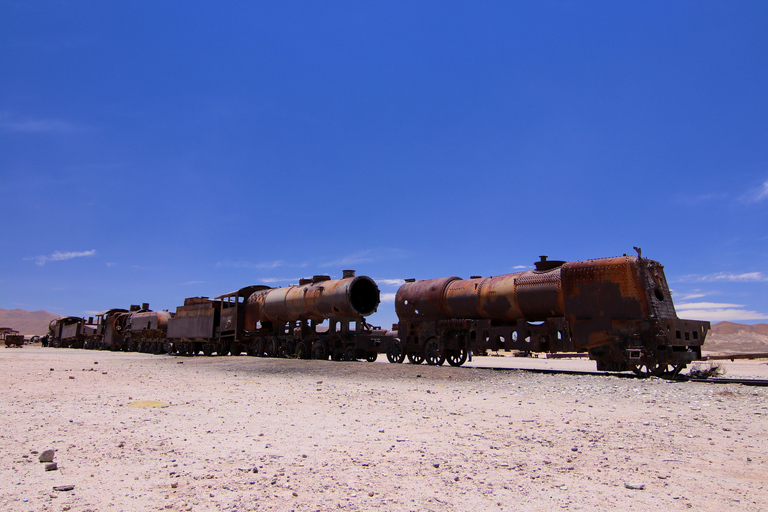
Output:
[
  {"xmin": 624, "ymin": 483, "xmax": 645, "ymax": 490},
  {"xmin": 39, "ymin": 449, "xmax": 55, "ymax": 463},
  {"xmin": 53, "ymin": 485, "xmax": 75, "ymax": 492},
  {"xmin": 45, "ymin": 462, "xmax": 58, "ymax": 471}
]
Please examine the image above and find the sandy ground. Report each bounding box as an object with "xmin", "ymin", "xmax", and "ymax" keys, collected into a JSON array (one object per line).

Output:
[{"xmin": 1, "ymin": 346, "xmax": 767, "ymax": 511}]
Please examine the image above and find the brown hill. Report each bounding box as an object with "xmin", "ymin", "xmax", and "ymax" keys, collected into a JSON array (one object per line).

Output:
[
  {"xmin": 0, "ymin": 308, "xmax": 62, "ymax": 336},
  {"xmin": 710, "ymin": 321, "xmax": 768, "ymax": 336},
  {"xmin": 704, "ymin": 322, "xmax": 768, "ymax": 354}
]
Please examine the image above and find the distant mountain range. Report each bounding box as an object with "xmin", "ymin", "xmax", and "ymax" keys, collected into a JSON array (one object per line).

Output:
[
  {"xmin": 2, "ymin": 308, "xmax": 767, "ymax": 353},
  {"xmin": 0, "ymin": 308, "xmax": 62, "ymax": 336},
  {"xmin": 709, "ymin": 321, "xmax": 768, "ymax": 336},
  {"xmin": 706, "ymin": 321, "xmax": 768, "ymax": 354}
]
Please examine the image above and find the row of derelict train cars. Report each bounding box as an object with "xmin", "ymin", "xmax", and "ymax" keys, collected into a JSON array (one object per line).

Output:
[{"xmin": 45, "ymin": 251, "xmax": 711, "ymax": 377}]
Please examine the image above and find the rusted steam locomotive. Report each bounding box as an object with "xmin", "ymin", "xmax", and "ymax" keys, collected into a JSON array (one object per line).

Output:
[
  {"xmin": 390, "ymin": 252, "xmax": 709, "ymax": 376},
  {"xmin": 45, "ymin": 251, "xmax": 710, "ymax": 376},
  {"xmin": 47, "ymin": 270, "xmax": 387, "ymax": 362}
]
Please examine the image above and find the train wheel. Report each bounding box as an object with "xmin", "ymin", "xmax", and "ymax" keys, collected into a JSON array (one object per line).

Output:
[
  {"xmin": 407, "ymin": 353, "xmax": 424, "ymax": 365},
  {"xmin": 386, "ymin": 341, "xmax": 405, "ymax": 364},
  {"xmin": 366, "ymin": 352, "xmax": 378, "ymax": 362},
  {"xmin": 343, "ymin": 345, "xmax": 357, "ymax": 361},
  {"xmin": 312, "ymin": 342, "xmax": 328, "ymax": 360},
  {"xmin": 231, "ymin": 344, "xmax": 242, "ymax": 356},
  {"xmin": 254, "ymin": 338, "xmax": 267, "ymax": 357},
  {"xmin": 279, "ymin": 341, "xmax": 294, "ymax": 358},
  {"xmin": 266, "ymin": 338, "xmax": 279, "ymax": 357},
  {"xmin": 217, "ymin": 344, "xmax": 228, "ymax": 356},
  {"xmin": 631, "ymin": 362, "xmax": 668, "ymax": 378},
  {"xmin": 202, "ymin": 343, "xmax": 213, "ymax": 357},
  {"xmin": 423, "ymin": 337, "xmax": 446, "ymax": 366},
  {"xmin": 670, "ymin": 363, "xmax": 687, "ymax": 378},
  {"xmin": 295, "ymin": 341, "xmax": 310, "ymax": 359},
  {"xmin": 447, "ymin": 348, "xmax": 468, "ymax": 367}
]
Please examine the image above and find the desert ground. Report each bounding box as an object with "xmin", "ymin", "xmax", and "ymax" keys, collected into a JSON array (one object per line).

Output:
[{"xmin": 1, "ymin": 346, "xmax": 767, "ymax": 511}]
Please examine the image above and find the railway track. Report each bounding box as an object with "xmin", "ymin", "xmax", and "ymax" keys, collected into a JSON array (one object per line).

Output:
[{"xmin": 468, "ymin": 363, "xmax": 768, "ymax": 386}]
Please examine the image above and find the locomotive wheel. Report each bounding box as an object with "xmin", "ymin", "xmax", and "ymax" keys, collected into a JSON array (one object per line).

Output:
[
  {"xmin": 254, "ymin": 338, "xmax": 266, "ymax": 357},
  {"xmin": 295, "ymin": 341, "xmax": 310, "ymax": 359},
  {"xmin": 266, "ymin": 338, "xmax": 279, "ymax": 357},
  {"xmin": 447, "ymin": 348, "xmax": 468, "ymax": 367},
  {"xmin": 344, "ymin": 345, "xmax": 357, "ymax": 362},
  {"xmin": 312, "ymin": 342, "xmax": 328, "ymax": 360},
  {"xmin": 423, "ymin": 338, "xmax": 446, "ymax": 366},
  {"xmin": 670, "ymin": 363, "xmax": 687, "ymax": 378},
  {"xmin": 216, "ymin": 343, "xmax": 227, "ymax": 356},
  {"xmin": 407, "ymin": 353, "xmax": 424, "ymax": 365},
  {"xmin": 631, "ymin": 362, "xmax": 668, "ymax": 378},
  {"xmin": 202, "ymin": 343, "xmax": 213, "ymax": 357},
  {"xmin": 278, "ymin": 341, "xmax": 293, "ymax": 358},
  {"xmin": 230, "ymin": 344, "xmax": 242, "ymax": 356},
  {"xmin": 386, "ymin": 341, "xmax": 405, "ymax": 364},
  {"xmin": 366, "ymin": 352, "xmax": 378, "ymax": 363}
]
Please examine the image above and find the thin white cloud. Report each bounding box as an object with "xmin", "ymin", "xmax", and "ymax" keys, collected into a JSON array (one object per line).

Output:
[
  {"xmin": 513, "ymin": 265, "xmax": 529, "ymax": 270},
  {"xmin": 377, "ymin": 279, "xmax": 405, "ymax": 287},
  {"xmin": 1, "ymin": 117, "xmax": 85, "ymax": 134},
  {"xmin": 258, "ymin": 277, "xmax": 301, "ymax": 284},
  {"xmin": 320, "ymin": 248, "xmax": 408, "ymax": 268},
  {"xmin": 25, "ymin": 249, "xmax": 97, "ymax": 266},
  {"xmin": 320, "ymin": 250, "xmax": 375, "ymax": 268},
  {"xmin": 677, "ymin": 272, "xmax": 768, "ymax": 283},
  {"xmin": 182, "ymin": 280, "xmax": 208, "ymax": 285},
  {"xmin": 677, "ymin": 302, "xmax": 744, "ymax": 309},
  {"xmin": 740, "ymin": 181, "xmax": 768, "ymax": 204},
  {"xmin": 380, "ymin": 292, "xmax": 397, "ymax": 303},
  {"xmin": 677, "ymin": 292, "xmax": 706, "ymax": 301},
  {"xmin": 676, "ymin": 302, "xmax": 768, "ymax": 322},
  {"xmin": 215, "ymin": 260, "xmax": 287, "ymax": 270}
]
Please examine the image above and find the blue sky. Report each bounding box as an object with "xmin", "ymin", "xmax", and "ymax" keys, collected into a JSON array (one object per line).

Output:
[{"xmin": 1, "ymin": 1, "xmax": 766, "ymax": 329}]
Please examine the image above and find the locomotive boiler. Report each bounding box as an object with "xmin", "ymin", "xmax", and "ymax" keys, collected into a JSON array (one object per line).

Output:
[
  {"xmin": 391, "ymin": 252, "xmax": 710, "ymax": 376},
  {"xmin": 243, "ymin": 270, "xmax": 383, "ymax": 361}
]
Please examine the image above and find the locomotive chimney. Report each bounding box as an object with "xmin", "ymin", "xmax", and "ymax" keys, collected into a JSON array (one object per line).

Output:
[
  {"xmin": 142, "ymin": 302, "xmax": 149, "ymax": 311},
  {"xmin": 343, "ymin": 270, "xmax": 356, "ymax": 278}
]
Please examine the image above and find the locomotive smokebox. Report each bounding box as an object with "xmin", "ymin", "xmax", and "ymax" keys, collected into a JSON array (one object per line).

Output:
[{"xmin": 247, "ymin": 272, "xmax": 380, "ymax": 323}]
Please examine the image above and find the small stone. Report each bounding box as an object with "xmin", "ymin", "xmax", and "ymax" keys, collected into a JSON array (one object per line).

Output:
[
  {"xmin": 433, "ymin": 463, "xmax": 440, "ymax": 468},
  {"xmin": 39, "ymin": 450, "xmax": 55, "ymax": 463},
  {"xmin": 45, "ymin": 462, "xmax": 58, "ymax": 471},
  {"xmin": 292, "ymin": 492, "xmax": 298, "ymax": 497},
  {"xmin": 252, "ymin": 467, "xmax": 258, "ymax": 473},
  {"xmin": 53, "ymin": 485, "xmax": 75, "ymax": 492},
  {"xmin": 571, "ymin": 447, "xmax": 578, "ymax": 452},
  {"xmin": 624, "ymin": 483, "xmax": 645, "ymax": 490}
]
